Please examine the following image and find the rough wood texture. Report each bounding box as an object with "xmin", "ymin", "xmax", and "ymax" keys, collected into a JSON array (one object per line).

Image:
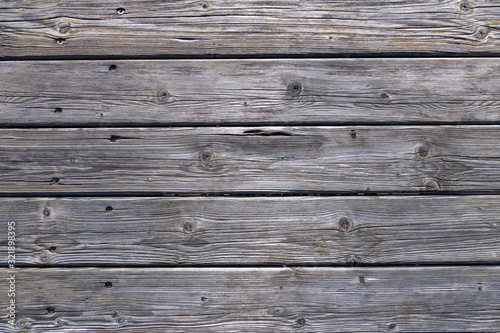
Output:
[
  {"xmin": 1, "ymin": 1, "xmax": 499, "ymax": 57},
  {"xmin": 0, "ymin": 126, "xmax": 500, "ymax": 193},
  {"xmin": 3, "ymin": 59, "xmax": 500, "ymax": 125},
  {"xmin": 2, "ymin": 196, "xmax": 500, "ymax": 266},
  {"xmin": 1, "ymin": 267, "xmax": 498, "ymax": 332}
]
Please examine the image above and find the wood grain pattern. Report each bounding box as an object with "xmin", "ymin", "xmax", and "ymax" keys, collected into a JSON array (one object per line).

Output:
[
  {"xmin": 1, "ymin": 0, "xmax": 499, "ymax": 57},
  {"xmin": 2, "ymin": 196, "xmax": 500, "ymax": 266},
  {"xmin": 0, "ymin": 0, "xmax": 500, "ymax": 57},
  {"xmin": 0, "ymin": 126, "xmax": 500, "ymax": 193},
  {"xmin": 3, "ymin": 59, "xmax": 500, "ymax": 125},
  {"xmin": 4, "ymin": 1, "xmax": 500, "ymax": 331},
  {"xmin": 1, "ymin": 266, "xmax": 499, "ymax": 332}
]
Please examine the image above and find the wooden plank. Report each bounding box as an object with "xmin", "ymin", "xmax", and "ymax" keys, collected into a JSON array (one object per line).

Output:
[
  {"xmin": 0, "ymin": 126, "xmax": 500, "ymax": 193},
  {"xmin": 1, "ymin": 266, "xmax": 498, "ymax": 332},
  {"xmin": 1, "ymin": 1, "xmax": 499, "ymax": 57},
  {"xmin": 3, "ymin": 196, "xmax": 500, "ymax": 266},
  {"xmin": 3, "ymin": 59, "xmax": 500, "ymax": 125}
]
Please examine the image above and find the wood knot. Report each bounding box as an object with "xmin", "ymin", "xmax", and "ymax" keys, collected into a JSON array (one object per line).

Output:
[
  {"xmin": 49, "ymin": 246, "xmax": 57, "ymax": 253},
  {"xmin": 200, "ymin": 151, "xmax": 213, "ymax": 163},
  {"xmin": 57, "ymin": 22, "xmax": 71, "ymax": 34},
  {"xmin": 55, "ymin": 38, "xmax": 65, "ymax": 45},
  {"xmin": 46, "ymin": 307, "xmax": 56, "ymax": 315},
  {"xmin": 54, "ymin": 108, "xmax": 62, "ymax": 114},
  {"xmin": 379, "ymin": 92, "xmax": 390, "ymax": 100},
  {"xmin": 51, "ymin": 178, "xmax": 60, "ymax": 185},
  {"xmin": 157, "ymin": 90, "xmax": 170, "ymax": 102},
  {"xmin": 109, "ymin": 135, "xmax": 121, "ymax": 142},
  {"xmin": 416, "ymin": 144, "xmax": 431, "ymax": 158},
  {"xmin": 269, "ymin": 307, "xmax": 285, "ymax": 316},
  {"xmin": 423, "ymin": 179, "xmax": 440, "ymax": 191},
  {"xmin": 459, "ymin": 1, "xmax": 473, "ymax": 13},
  {"xmin": 350, "ymin": 130, "xmax": 356, "ymax": 138},
  {"xmin": 104, "ymin": 281, "xmax": 113, "ymax": 288},
  {"xmin": 15, "ymin": 320, "xmax": 27, "ymax": 329},
  {"xmin": 43, "ymin": 208, "xmax": 51, "ymax": 217},
  {"xmin": 105, "ymin": 206, "xmax": 113, "ymax": 213},
  {"xmin": 475, "ymin": 26, "xmax": 489, "ymax": 40},
  {"xmin": 40, "ymin": 252, "xmax": 51, "ymax": 263},
  {"xmin": 287, "ymin": 82, "xmax": 302, "ymax": 96},
  {"xmin": 388, "ymin": 323, "xmax": 397, "ymax": 330},
  {"xmin": 183, "ymin": 222, "xmax": 194, "ymax": 233},
  {"xmin": 345, "ymin": 255, "xmax": 362, "ymax": 264},
  {"xmin": 296, "ymin": 317, "xmax": 306, "ymax": 326},
  {"xmin": 338, "ymin": 217, "xmax": 353, "ymax": 232},
  {"xmin": 109, "ymin": 64, "xmax": 118, "ymax": 72},
  {"xmin": 116, "ymin": 316, "xmax": 125, "ymax": 324},
  {"xmin": 116, "ymin": 8, "xmax": 126, "ymax": 15},
  {"xmin": 359, "ymin": 276, "xmax": 365, "ymax": 284}
]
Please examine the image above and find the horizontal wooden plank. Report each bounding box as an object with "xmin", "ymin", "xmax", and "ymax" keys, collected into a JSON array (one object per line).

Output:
[
  {"xmin": 1, "ymin": 266, "xmax": 499, "ymax": 332},
  {"xmin": 1, "ymin": 1, "xmax": 499, "ymax": 57},
  {"xmin": 3, "ymin": 59, "xmax": 500, "ymax": 125},
  {"xmin": 2, "ymin": 196, "xmax": 500, "ymax": 266},
  {"xmin": 0, "ymin": 126, "xmax": 499, "ymax": 193}
]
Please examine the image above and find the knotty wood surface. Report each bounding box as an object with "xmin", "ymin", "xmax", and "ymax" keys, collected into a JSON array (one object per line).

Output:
[
  {"xmin": 3, "ymin": 1, "xmax": 500, "ymax": 332},
  {"xmin": 3, "ymin": 196, "xmax": 499, "ymax": 266},
  {"xmin": 1, "ymin": 0, "xmax": 499, "ymax": 57},
  {"xmin": 2, "ymin": 59, "xmax": 500, "ymax": 125},
  {"xmin": 0, "ymin": 126, "xmax": 499, "ymax": 193},
  {"xmin": 1, "ymin": 266, "xmax": 498, "ymax": 332}
]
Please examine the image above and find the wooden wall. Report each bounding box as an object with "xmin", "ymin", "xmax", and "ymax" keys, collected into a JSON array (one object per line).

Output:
[{"xmin": 0, "ymin": 1, "xmax": 499, "ymax": 332}]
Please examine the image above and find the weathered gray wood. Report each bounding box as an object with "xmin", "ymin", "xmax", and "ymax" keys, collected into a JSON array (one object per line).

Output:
[
  {"xmin": 1, "ymin": 266, "xmax": 498, "ymax": 332},
  {"xmin": 0, "ymin": 126, "xmax": 499, "ymax": 193},
  {"xmin": 3, "ymin": 196, "xmax": 500, "ymax": 266},
  {"xmin": 1, "ymin": 1, "xmax": 498, "ymax": 57},
  {"xmin": 3, "ymin": 59, "xmax": 500, "ymax": 125}
]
